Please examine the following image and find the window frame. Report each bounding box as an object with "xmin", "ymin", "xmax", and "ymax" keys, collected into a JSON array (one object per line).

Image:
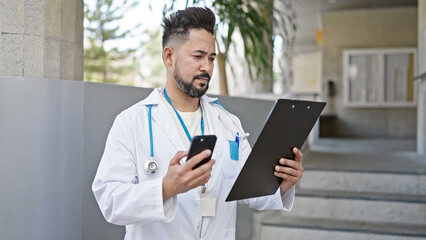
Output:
[{"xmin": 343, "ymin": 48, "xmax": 417, "ymax": 108}]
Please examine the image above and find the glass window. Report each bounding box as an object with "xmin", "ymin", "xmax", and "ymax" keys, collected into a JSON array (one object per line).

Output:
[
  {"xmin": 348, "ymin": 54, "xmax": 377, "ymax": 103},
  {"xmin": 384, "ymin": 53, "xmax": 415, "ymax": 103},
  {"xmin": 343, "ymin": 48, "xmax": 417, "ymax": 107}
]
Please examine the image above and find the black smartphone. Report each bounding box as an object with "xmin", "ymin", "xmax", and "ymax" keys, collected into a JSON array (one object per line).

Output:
[{"xmin": 187, "ymin": 135, "xmax": 217, "ymax": 170}]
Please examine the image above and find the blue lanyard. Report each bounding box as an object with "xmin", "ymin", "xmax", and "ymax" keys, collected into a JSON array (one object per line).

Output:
[
  {"xmin": 163, "ymin": 89, "xmax": 204, "ymax": 142},
  {"xmin": 213, "ymin": 100, "xmax": 225, "ymax": 110}
]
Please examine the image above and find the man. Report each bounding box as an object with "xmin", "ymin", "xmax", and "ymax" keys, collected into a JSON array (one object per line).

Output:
[{"xmin": 92, "ymin": 7, "xmax": 304, "ymax": 240}]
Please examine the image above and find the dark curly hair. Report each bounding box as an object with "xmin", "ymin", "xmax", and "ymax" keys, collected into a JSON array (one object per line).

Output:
[{"xmin": 162, "ymin": 7, "xmax": 216, "ymax": 49}]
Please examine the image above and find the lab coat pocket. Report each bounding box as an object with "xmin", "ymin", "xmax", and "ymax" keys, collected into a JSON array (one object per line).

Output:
[
  {"xmin": 221, "ymin": 131, "xmax": 240, "ymax": 178},
  {"xmin": 223, "ymin": 160, "xmax": 238, "ymax": 179},
  {"xmin": 223, "ymin": 141, "xmax": 239, "ymax": 179}
]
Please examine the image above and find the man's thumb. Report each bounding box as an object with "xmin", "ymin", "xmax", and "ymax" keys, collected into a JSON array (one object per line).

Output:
[{"xmin": 169, "ymin": 151, "xmax": 187, "ymax": 165}]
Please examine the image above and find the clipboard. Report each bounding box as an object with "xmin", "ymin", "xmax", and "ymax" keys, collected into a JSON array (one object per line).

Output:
[{"xmin": 225, "ymin": 99, "xmax": 326, "ymax": 202}]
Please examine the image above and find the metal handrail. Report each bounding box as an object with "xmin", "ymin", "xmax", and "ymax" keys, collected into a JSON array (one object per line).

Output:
[{"xmin": 414, "ymin": 72, "xmax": 426, "ymax": 81}]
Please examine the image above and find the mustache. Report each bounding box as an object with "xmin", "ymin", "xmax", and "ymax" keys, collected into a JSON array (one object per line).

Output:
[{"xmin": 193, "ymin": 73, "xmax": 211, "ymax": 81}]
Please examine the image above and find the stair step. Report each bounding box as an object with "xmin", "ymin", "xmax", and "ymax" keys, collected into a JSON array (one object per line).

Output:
[
  {"xmin": 286, "ymin": 189, "xmax": 426, "ymax": 225},
  {"xmin": 259, "ymin": 216, "xmax": 426, "ymax": 240},
  {"xmin": 309, "ymin": 138, "xmax": 417, "ymax": 153},
  {"xmin": 253, "ymin": 139, "xmax": 426, "ymax": 239},
  {"xmin": 296, "ymin": 188, "xmax": 426, "ymax": 203},
  {"xmin": 303, "ymin": 151, "xmax": 426, "ymax": 175},
  {"xmin": 299, "ymin": 170, "xmax": 426, "ymax": 195}
]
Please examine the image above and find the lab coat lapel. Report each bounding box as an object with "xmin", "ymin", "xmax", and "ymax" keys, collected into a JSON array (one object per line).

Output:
[
  {"xmin": 200, "ymin": 95, "xmax": 219, "ymax": 136},
  {"xmin": 200, "ymin": 95, "xmax": 228, "ymax": 194},
  {"xmin": 142, "ymin": 90, "xmax": 220, "ymax": 152},
  {"xmin": 142, "ymin": 89, "xmax": 185, "ymax": 152}
]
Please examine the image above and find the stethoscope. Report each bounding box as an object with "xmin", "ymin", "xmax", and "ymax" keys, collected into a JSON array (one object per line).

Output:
[
  {"xmin": 144, "ymin": 89, "xmax": 249, "ymax": 174},
  {"xmin": 144, "ymin": 104, "xmax": 158, "ymax": 174},
  {"xmin": 145, "ymin": 89, "xmax": 205, "ymax": 174}
]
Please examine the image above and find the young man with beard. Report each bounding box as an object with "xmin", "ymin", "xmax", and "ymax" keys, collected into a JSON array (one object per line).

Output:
[{"xmin": 92, "ymin": 7, "xmax": 304, "ymax": 240}]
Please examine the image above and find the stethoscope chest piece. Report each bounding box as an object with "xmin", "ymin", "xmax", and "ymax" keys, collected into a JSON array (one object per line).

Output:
[{"xmin": 145, "ymin": 158, "xmax": 158, "ymax": 174}]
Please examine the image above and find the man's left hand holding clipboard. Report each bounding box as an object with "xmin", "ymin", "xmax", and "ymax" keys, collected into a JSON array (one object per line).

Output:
[{"xmin": 274, "ymin": 147, "xmax": 304, "ymax": 195}]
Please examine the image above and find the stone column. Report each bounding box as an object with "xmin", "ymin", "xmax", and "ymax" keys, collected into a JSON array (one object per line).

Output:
[
  {"xmin": 0, "ymin": 0, "xmax": 83, "ymax": 80},
  {"xmin": 418, "ymin": 0, "xmax": 426, "ymax": 155}
]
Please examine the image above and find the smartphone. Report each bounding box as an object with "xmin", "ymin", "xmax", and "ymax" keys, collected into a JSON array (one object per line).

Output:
[{"xmin": 187, "ymin": 135, "xmax": 217, "ymax": 170}]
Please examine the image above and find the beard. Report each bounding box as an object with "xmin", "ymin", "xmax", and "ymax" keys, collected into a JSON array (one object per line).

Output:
[{"xmin": 174, "ymin": 61, "xmax": 210, "ymax": 98}]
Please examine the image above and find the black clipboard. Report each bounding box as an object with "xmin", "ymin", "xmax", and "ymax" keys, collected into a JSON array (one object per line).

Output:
[{"xmin": 225, "ymin": 99, "xmax": 326, "ymax": 202}]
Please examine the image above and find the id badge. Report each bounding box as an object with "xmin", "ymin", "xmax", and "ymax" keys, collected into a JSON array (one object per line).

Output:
[{"xmin": 201, "ymin": 196, "xmax": 216, "ymax": 217}]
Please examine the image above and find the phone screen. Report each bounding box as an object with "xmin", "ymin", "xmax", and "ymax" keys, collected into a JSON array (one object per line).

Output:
[{"xmin": 187, "ymin": 135, "xmax": 217, "ymax": 169}]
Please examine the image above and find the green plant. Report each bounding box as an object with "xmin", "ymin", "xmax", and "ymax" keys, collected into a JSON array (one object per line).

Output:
[
  {"xmin": 161, "ymin": 0, "xmax": 297, "ymax": 94},
  {"xmin": 84, "ymin": 0, "xmax": 142, "ymax": 83}
]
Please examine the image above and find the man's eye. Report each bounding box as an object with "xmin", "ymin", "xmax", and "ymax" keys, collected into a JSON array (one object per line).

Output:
[
  {"xmin": 194, "ymin": 55, "xmax": 202, "ymax": 59},
  {"xmin": 209, "ymin": 57, "xmax": 216, "ymax": 62}
]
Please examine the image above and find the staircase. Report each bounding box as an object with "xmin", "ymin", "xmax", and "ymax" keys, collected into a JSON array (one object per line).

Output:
[{"xmin": 252, "ymin": 138, "xmax": 426, "ymax": 240}]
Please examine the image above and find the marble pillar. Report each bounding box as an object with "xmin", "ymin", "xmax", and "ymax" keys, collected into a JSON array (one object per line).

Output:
[{"xmin": 0, "ymin": 0, "xmax": 84, "ymax": 80}]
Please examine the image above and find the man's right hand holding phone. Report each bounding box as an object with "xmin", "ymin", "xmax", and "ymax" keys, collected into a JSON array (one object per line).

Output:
[{"xmin": 162, "ymin": 150, "xmax": 215, "ymax": 202}]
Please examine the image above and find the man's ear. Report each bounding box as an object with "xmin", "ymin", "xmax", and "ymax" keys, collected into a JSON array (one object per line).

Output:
[{"xmin": 163, "ymin": 47, "xmax": 174, "ymax": 67}]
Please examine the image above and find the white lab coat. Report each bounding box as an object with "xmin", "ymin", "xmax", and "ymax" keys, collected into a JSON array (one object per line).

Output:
[{"xmin": 92, "ymin": 88, "xmax": 294, "ymax": 240}]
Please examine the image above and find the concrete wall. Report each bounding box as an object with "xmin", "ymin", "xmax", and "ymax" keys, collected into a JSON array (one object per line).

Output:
[
  {"xmin": 0, "ymin": 0, "xmax": 84, "ymax": 80},
  {"xmin": 292, "ymin": 50, "xmax": 322, "ymax": 94},
  {"xmin": 322, "ymin": 7, "xmax": 418, "ymax": 138},
  {"xmin": 0, "ymin": 78, "xmax": 85, "ymax": 240},
  {"xmin": 0, "ymin": 77, "xmax": 277, "ymax": 240}
]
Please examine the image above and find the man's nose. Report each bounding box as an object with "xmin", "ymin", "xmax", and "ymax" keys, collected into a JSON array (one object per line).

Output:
[{"xmin": 199, "ymin": 58, "xmax": 213, "ymax": 73}]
